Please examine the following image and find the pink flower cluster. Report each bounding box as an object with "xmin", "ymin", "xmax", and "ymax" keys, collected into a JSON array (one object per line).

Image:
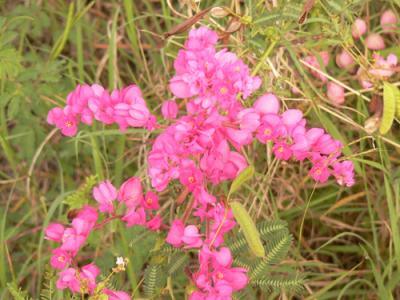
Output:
[
  {"xmin": 47, "ymin": 84, "xmax": 156, "ymax": 136},
  {"xmin": 45, "ymin": 177, "xmax": 162, "ymax": 298},
  {"xmin": 46, "ymin": 26, "xmax": 357, "ymax": 300},
  {"xmin": 148, "ymin": 26, "xmax": 355, "ymax": 299}
]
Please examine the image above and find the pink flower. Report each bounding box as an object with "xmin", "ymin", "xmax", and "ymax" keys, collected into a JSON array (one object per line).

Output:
[
  {"xmin": 253, "ymin": 93, "xmax": 280, "ymax": 115},
  {"xmin": 122, "ymin": 207, "xmax": 146, "ymax": 227},
  {"xmin": 45, "ymin": 223, "xmax": 65, "ymax": 242},
  {"xmin": 56, "ymin": 268, "xmax": 80, "ymax": 293},
  {"xmin": 236, "ymin": 108, "xmax": 260, "ymax": 132},
  {"xmin": 381, "ymin": 10, "xmax": 398, "ymax": 32},
  {"xmin": 169, "ymin": 77, "xmax": 194, "ymax": 98},
  {"xmin": 47, "ymin": 107, "xmax": 79, "ymax": 136},
  {"xmin": 103, "ymin": 289, "xmax": 132, "ymax": 300},
  {"xmin": 166, "ymin": 219, "xmax": 185, "ymax": 247},
  {"xmin": 256, "ymin": 114, "xmax": 282, "ymax": 143},
  {"xmin": 365, "ymin": 33, "xmax": 385, "ymax": 50},
  {"xmin": 185, "ymin": 26, "xmax": 219, "ymax": 51},
  {"xmin": 92, "ymin": 180, "xmax": 117, "ymax": 213},
  {"xmin": 309, "ymin": 156, "xmax": 330, "ymax": 183},
  {"xmin": 161, "ymin": 100, "xmax": 179, "ymax": 119},
  {"xmin": 369, "ymin": 53, "xmax": 398, "ymax": 78},
  {"xmin": 118, "ymin": 177, "xmax": 143, "ymax": 208},
  {"xmin": 81, "ymin": 263, "xmax": 100, "ymax": 293},
  {"xmin": 332, "ymin": 160, "xmax": 355, "ymax": 187},
  {"xmin": 179, "ymin": 164, "xmax": 203, "ymax": 192},
  {"xmin": 327, "ymin": 82, "xmax": 345, "ymax": 106},
  {"xmin": 352, "ymin": 18, "xmax": 367, "ymax": 39},
  {"xmin": 273, "ymin": 142, "xmax": 292, "ymax": 160},
  {"xmin": 61, "ymin": 228, "xmax": 86, "ymax": 253},
  {"xmin": 146, "ymin": 215, "xmax": 162, "ymax": 231},
  {"xmin": 50, "ymin": 248, "xmax": 71, "ymax": 270},
  {"xmin": 142, "ymin": 191, "xmax": 160, "ymax": 210},
  {"xmin": 182, "ymin": 225, "xmax": 203, "ymax": 248},
  {"xmin": 336, "ymin": 50, "xmax": 354, "ymax": 70}
]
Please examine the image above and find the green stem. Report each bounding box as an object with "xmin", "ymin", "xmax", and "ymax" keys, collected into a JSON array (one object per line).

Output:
[{"xmin": 251, "ymin": 40, "xmax": 277, "ymax": 76}]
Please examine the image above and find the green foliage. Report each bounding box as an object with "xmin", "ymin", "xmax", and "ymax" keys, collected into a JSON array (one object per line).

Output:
[
  {"xmin": 230, "ymin": 201, "xmax": 265, "ymax": 257},
  {"xmin": 63, "ymin": 175, "xmax": 97, "ymax": 209},
  {"xmin": 231, "ymin": 220, "xmax": 303, "ymax": 296},
  {"xmin": 229, "ymin": 165, "xmax": 255, "ymax": 196},
  {"xmin": 380, "ymin": 82, "xmax": 397, "ymax": 134},
  {"xmin": 40, "ymin": 267, "xmax": 56, "ymax": 300},
  {"xmin": 143, "ymin": 264, "xmax": 165, "ymax": 298},
  {"xmin": 166, "ymin": 252, "xmax": 189, "ymax": 276},
  {"xmin": 7, "ymin": 282, "xmax": 33, "ymax": 300}
]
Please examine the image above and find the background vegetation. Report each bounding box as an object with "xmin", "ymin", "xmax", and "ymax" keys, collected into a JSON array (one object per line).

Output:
[{"xmin": 0, "ymin": 0, "xmax": 399, "ymax": 299}]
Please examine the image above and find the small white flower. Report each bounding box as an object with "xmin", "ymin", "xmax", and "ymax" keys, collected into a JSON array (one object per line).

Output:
[{"xmin": 116, "ymin": 257, "xmax": 125, "ymax": 267}]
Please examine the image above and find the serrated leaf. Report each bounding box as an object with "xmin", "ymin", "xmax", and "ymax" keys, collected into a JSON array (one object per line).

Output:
[
  {"xmin": 380, "ymin": 82, "xmax": 397, "ymax": 134},
  {"xmin": 229, "ymin": 165, "xmax": 254, "ymax": 196},
  {"xmin": 0, "ymin": 48, "xmax": 22, "ymax": 79},
  {"xmin": 230, "ymin": 202, "xmax": 265, "ymax": 258}
]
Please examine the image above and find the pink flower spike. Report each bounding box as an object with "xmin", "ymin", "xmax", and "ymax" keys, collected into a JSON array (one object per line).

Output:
[
  {"xmin": 365, "ymin": 33, "xmax": 385, "ymax": 50},
  {"xmin": 327, "ymin": 82, "xmax": 345, "ymax": 106},
  {"xmin": 166, "ymin": 219, "xmax": 184, "ymax": 247},
  {"xmin": 103, "ymin": 289, "xmax": 132, "ymax": 300},
  {"xmin": 45, "ymin": 223, "xmax": 65, "ymax": 242},
  {"xmin": 352, "ymin": 18, "xmax": 367, "ymax": 39},
  {"xmin": 118, "ymin": 177, "xmax": 143, "ymax": 208},
  {"xmin": 161, "ymin": 100, "xmax": 178, "ymax": 119},
  {"xmin": 143, "ymin": 191, "xmax": 160, "ymax": 210},
  {"xmin": 93, "ymin": 180, "xmax": 117, "ymax": 213}
]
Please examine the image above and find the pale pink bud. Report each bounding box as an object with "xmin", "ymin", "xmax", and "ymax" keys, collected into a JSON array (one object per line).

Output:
[
  {"xmin": 336, "ymin": 50, "xmax": 354, "ymax": 69},
  {"xmin": 45, "ymin": 223, "xmax": 65, "ymax": 242},
  {"xmin": 365, "ymin": 33, "xmax": 385, "ymax": 50},
  {"xmin": 161, "ymin": 100, "xmax": 178, "ymax": 119},
  {"xmin": 253, "ymin": 93, "xmax": 280, "ymax": 115},
  {"xmin": 327, "ymin": 82, "xmax": 345, "ymax": 106},
  {"xmin": 352, "ymin": 18, "xmax": 367, "ymax": 39},
  {"xmin": 381, "ymin": 9, "xmax": 398, "ymax": 32}
]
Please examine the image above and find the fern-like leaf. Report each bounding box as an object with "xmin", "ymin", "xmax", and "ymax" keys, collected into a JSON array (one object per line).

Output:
[
  {"xmin": 252, "ymin": 275, "xmax": 304, "ymax": 293},
  {"xmin": 7, "ymin": 282, "xmax": 32, "ymax": 300},
  {"xmin": 63, "ymin": 175, "xmax": 97, "ymax": 209},
  {"xmin": 167, "ymin": 253, "xmax": 189, "ymax": 276},
  {"xmin": 143, "ymin": 264, "xmax": 164, "ymax": 298},
  {"xmin": 250, "ymin": 233, "xmax": 292, "ymax": 279},
  {"xmin": 40, "ymin": 267, "xmax": 56, "ymax": 300}
]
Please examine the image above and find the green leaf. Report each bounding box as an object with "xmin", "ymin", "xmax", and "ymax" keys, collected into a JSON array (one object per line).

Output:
[
  {"xmin": 0, "ymin": 48, "xmax": 22, "ymax": 79},
  {"xmin": 229, "ymin": 165, "xmax": 255, "ymax": 196},
  {"xmin": 230, "ymin": 202, "xmax": 265, "ymax": 257},
  {"xmin": 380, "ymin": 82, "xmax": 397, "ymax": 134},
  {"xmin": 63, "ymin": 175, "xmax": 98, "ymax": 209}
]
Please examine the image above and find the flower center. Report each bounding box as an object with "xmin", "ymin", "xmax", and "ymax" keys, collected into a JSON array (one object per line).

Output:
[
  {"xmin": 58, "ymin": 255, "xmax": 65, "ymax": 262},
  {"xmin": 146, "ymin": 198, "xmax": 153, "ymax": 205},
  {"xmin": 65, "ymin": 121, "xmax": 73, "ymax": 128},
  {"xmin": 315, "ymin": 169, "xmax": 321, "ymax": 175},
  {"xmin": 278, "ymin": 146, "xmax": 284, "ymax": 153},
  {"xmin": 220, "ymin": 87, "xmax": 228, "ymax": 95},
  {"xmin": 188, "ymin": 176, "xmax": 195, "ymax": 184},
  {"xmin": 216, "ymin": 272, "xmax": 224, "ymax": 280},
  {"xmin": 264, "ymin": 128, "xmax": 271, "ymax": 135}
]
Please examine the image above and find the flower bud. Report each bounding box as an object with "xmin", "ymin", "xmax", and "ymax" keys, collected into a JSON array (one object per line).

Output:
[
  {"xmin": 335, "ymin": 50, "xmax": 354, "ymax": 69},
  {"xmin": 381, "ymin": 9, "xmax": 398, "ymax": 32},
  {"xmin": 327, "ymin": 82, "xmax": 345, "ymax": 106},
  {"xmin": 365, "ymin": 33, "xmax": 385, "ymax": 50},
  {"xmin": 352, "ymin": 18, "xmax": 367, "ymax": 39},
  {"xmin": 253, "ymin": 93, "xmax": 280, "ymax": 115}
]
